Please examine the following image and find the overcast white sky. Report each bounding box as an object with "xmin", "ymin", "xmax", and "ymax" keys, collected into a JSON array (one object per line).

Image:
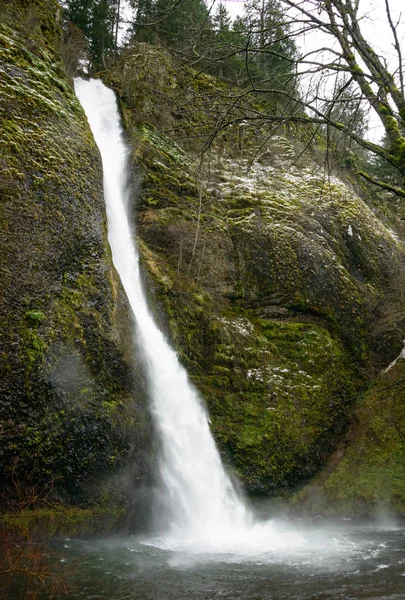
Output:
[
  {"xmin": 218, "ymin": 0, "xmax": 404, "ymax": 54},
  {"xmin": 220, "ymin": 0, "xmax": 245, "ymax": 19},
  {"xmin": 220, "ymin": 0, "xmax": 404, "ymax": 24}
]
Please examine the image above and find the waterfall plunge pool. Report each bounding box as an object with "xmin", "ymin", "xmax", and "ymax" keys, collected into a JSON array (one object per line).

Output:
[{"xmin": 53, "ymin": 515, "xmax": 405, "ymax": 599}]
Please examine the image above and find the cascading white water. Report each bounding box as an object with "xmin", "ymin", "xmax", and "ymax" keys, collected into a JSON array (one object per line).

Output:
[
  {"xmin": 74, "ymin": 79, "xmax": 312, "ymax": 557},
  {"xmin": 74, "ymin": 78, "xmax": 255, "ymax": 545}
]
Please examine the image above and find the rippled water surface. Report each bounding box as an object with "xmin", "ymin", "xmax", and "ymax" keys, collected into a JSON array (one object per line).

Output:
[{"xmin": 55, "ymin": 518, "xmax": 405, "ymax": 600}]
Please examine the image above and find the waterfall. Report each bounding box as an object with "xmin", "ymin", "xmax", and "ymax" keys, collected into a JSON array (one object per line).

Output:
[{"xmin": 74, "ymin": 79, "xmax": 252, "ymax": 544}]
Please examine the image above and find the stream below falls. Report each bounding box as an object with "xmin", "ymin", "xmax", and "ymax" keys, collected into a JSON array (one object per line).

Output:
[{"xmin": 53, "ymin": 514, "xmax": 405, "ymax": 600}]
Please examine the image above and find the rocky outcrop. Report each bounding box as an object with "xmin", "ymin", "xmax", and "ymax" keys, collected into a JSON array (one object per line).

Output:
[
  {"xmin": 0, "ymin": 0, "xmax": 152, "ymax": 523},
  {"xmin": 2, "ymin": 3, "xmax": 405, "ymax": 521},
  {"xmin": 107, "ymin": 45, "xmax": 405, "ymax": 498}
]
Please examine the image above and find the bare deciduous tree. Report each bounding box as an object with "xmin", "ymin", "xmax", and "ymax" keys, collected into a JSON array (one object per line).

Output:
[{"xmin": 200, "ymin": 0, "xmax": 405, "ymax": 197}]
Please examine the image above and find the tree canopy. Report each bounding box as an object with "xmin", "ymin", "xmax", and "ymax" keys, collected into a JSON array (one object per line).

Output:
[{"xmin": 61, "ymin": 0, "xmax": 123, "ymax": 70}]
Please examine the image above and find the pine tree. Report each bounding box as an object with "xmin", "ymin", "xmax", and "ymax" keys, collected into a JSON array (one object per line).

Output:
[
  {"xmin": 208, "ymin": 5, "xmax": 248, "ymax": 82},
  {"xmin": 213, "ymin": 2, "xmax": 231, "ymax": 32},
  {"xmin": 130, "ymin": 0, "xmax": 155, "ymax": 43},
  {"xmin": 133, "ymin": 0, "xmax": 210, "ymax": 49},
  {"xmin": 243, "ymin": 0, "xmax": 297, "ymax": 91},
  {"xmin": 64, "ymin": 0, "xmax": 93, "ymax": 40},
  {"xmin": 325, "ymin": 84, "xmax": 369, "ymax": 167},
  {"xmin": 63, "ymin": 0, "xmax": 121, "ymax": 71}
]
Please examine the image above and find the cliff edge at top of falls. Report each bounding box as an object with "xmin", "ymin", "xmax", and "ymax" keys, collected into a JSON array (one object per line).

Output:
[
  {"xmin": 105, "ymin": 44, "xmax": 405, "ymax": 516},
  {"xmin": 0, "ymin": 0, "xmax": 152, "ymax": 533}
]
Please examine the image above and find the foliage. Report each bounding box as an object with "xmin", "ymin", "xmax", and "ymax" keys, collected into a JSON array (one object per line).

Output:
[
  {"xmin": 106, "ymin": 45, "xmax": 405, "ymax": 493},
  {"xmin": 61, "ymin": 0, "xmax": 122, "ymax": 70},
  {"xmin": 293, "ymin": 361, "xmax": 405, "ymax": 516},
  {"xmin": 0, "ymin": 468, "xmax": 72, "ymax": 599},
  {"xmin": 146, "ymin": 0, "xmax": 210, "ymax": 47},
  {"xmin": 242, "ymin": 0, "xmax": 297, "ymax": 91},
  {"xmin": 61, "ymin": 0, "xmax": 405, "ymax": 196},
  {"xmin": 322, "ymin": 81, "xmax": 369, "ymax": 167},
  {"xmin": 126, "ymin": 0, "xmax": 298, "ymax": 97},
  {"xmin": 368, "ymin": 134, "xmax": 405, "ymax": 190}
]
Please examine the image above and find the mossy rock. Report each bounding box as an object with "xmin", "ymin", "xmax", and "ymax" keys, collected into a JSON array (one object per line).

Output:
[
  {"xmin": 0, "ymin": 4, "xmax": 153, "ymax": 511},
  {"xmin": 107, "ymin": 44, "xmax": 405, "ymax": 497},
  {"xmin": 292, "ymin": 359, "xmax": 405, "ymax": 516}
]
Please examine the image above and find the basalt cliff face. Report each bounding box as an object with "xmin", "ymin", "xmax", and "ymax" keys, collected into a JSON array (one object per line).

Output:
[
  {"xmin": 2, "ymin": 0, "xmax": 405, "ymax": 523},
  {"xmin": 0, "ymin": 0, "xmax": 152, "ymax": 529},
  {"xmin": 106, "ymin": 45, "xmax": 405, "ymax": 513}
]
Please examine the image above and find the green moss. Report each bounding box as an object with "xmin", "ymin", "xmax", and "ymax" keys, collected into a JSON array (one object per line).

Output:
[
  {"xmin": 22, "ymin": 329, "xmax": 47, "ymax": 368},
  {"xmin": 108, "ymin": 46, "xmax": 405, "ymax": 496},
  {"xmin": 0, "ymin": 7, "xmax": 152, "ymax": 514},
  {"xmin": 140, "ymin": 256, "xmax": 356, "ymax": 491},
  {"xmin": 293, "ymin": 360, "xmax": 405, "ymax": 516},
  {"xmin": 26, "ymin": 310, "xmax": 46, "ymax": 324},
  {"xmin": 205, "ymin": 318, "xmax": 354, "ymax": 491},
  {"xmin": 8, "ymin": 400, "xmax": 131, "ymax": 488},
  {"xmin": 1, "ymin": 504, "xmax": 126, "ymax": 539},
  {"xmin": 19, "ymin": 311, "xmax": 48, "ymax": 390}
]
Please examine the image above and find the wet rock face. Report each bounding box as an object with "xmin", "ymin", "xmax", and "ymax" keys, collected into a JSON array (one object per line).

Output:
[
  {"xmin": 292, "ymin": 358, "xmax": 405, "ymax": 517},
  {"xmin": 2, "ymin": 2, "xmax": 404, "ymax": 516},
  {"xmin": 107, "ymin": 47, "xmax": 405, "ymax": 495},
  {"xmin": 210, "ymin": 158, "xmax": 401, "ymax": 351},
  {"xmin": 0, "ymin": 2, "xmax": 152, "ymax": 512},
  {"xmin": 134, "ymin": 146, "xmax": 400, "ymax": 493}
]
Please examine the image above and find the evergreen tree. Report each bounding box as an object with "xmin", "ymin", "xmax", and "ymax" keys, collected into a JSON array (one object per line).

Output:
[
  {"xmin": 325, "ymin": 84, "xmax": 369, "ymax": 167},
  {"xmin": 129, "ymin": 0, "xmax": 155, "ymax": 43},
  {"xmin": 210, "ymin": 2, "xmax": 234, "ymax": 79},
  {"xmin": 213, "ymin": 2, "xmax": 231, "ymax": 32},
  {"xmin": 243, "ymin": 0, "xmax": 297, "ymax": 91},
  {"xmin": 153, "ymin": 0, "xmax": 210, "ymax": 48},
  {"xmin": 63, "ymin": 0, "xmax": 120, "ymax": 71},
  {"xmin": 369, "ymin": 134, "xmax": 404, "ymax": 189},
  {"xmin": 130, "ymin": 0, "xmax": 211, "ymax": 49},
  {"xmin": 64, "ymin": 0, "xmax": 93, "ymax": 40},
  {"xmin": 207, "ymin": 7, "xmax": 252, "ymax": 82}
]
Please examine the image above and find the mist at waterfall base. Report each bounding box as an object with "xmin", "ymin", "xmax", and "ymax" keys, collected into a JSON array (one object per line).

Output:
[{"xmin": 72, "ymin": 79, "xmax": 405, "ymax": 597}]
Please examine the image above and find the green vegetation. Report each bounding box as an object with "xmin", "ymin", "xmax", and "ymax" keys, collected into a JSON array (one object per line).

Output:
[
  {"xmin": 3, "ymin": 0, "xmax": 405, "ymax": 533},
  {"xmin": 197, "ymin": 317, "xmax": 352, "ymax": 491},
  {"xmin": 62, "ymin": 0, "xmax": 122, "ymax": 71},
  {"xmin": 293, "ymin": 360, "xmax": 405, "ymax": 516},
  {"xmin": 1, "ymin": 504, "xmax": 126, "ymax": 539}
]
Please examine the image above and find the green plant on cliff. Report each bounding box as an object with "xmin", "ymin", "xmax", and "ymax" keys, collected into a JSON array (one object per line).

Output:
[
  {"xmin": 61, "ymin": 0, "xmax": 125, "ymax": 70},
  {"xmin": 132, "ymin": 0, "xmax": 210, "ymax": 48},
  {"xmin": 293, "ymin": 360, "xmax": 405, "ymax": 516},
  {"xmin": 106, "ymin": 37, "xmax": 405, "ymax": 498}
]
